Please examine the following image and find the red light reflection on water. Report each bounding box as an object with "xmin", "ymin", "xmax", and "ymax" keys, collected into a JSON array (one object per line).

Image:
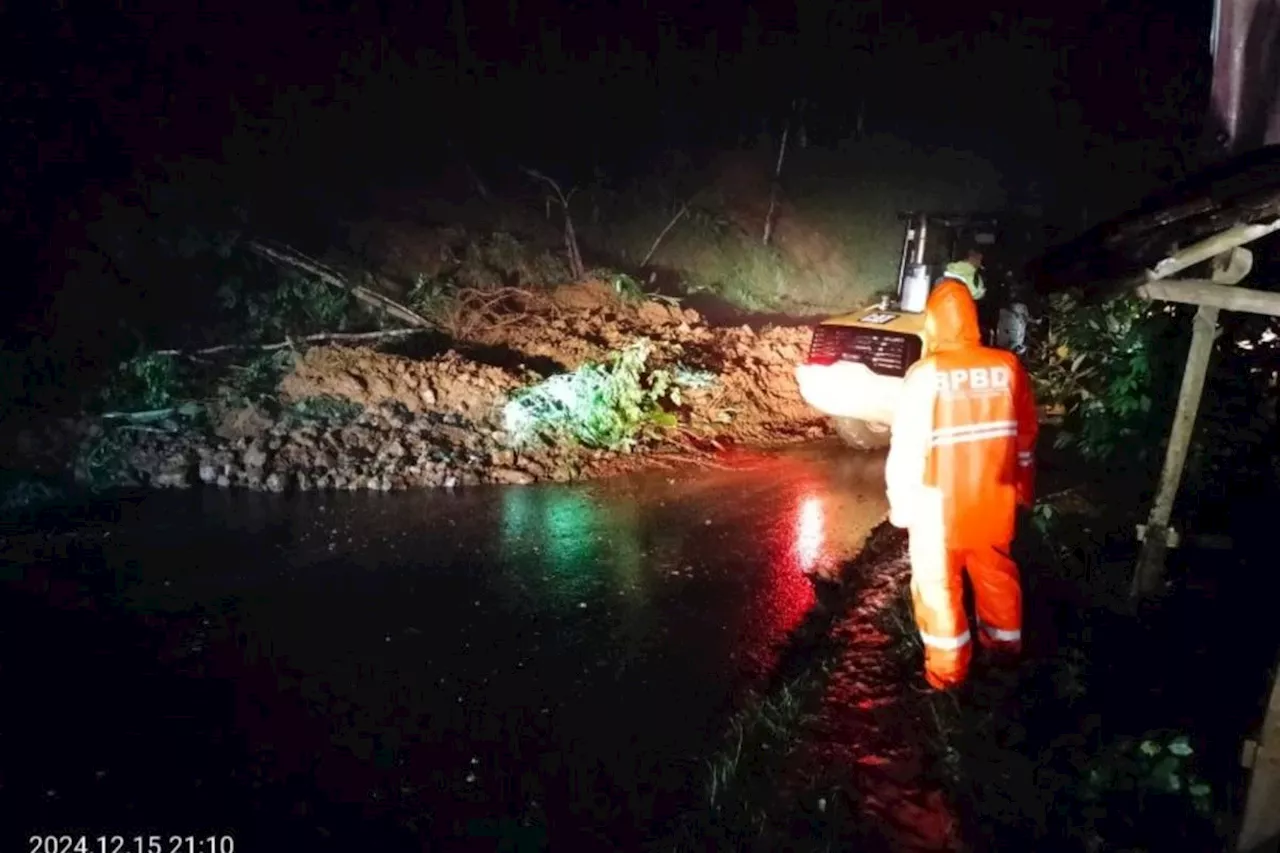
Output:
[
  {"xmin": 794, "ymin": 495, "xmax": 824, "ymax": 575},
  {"xmin": 745, "ymin": 484, "xmax": 835, "ymax": 665}
]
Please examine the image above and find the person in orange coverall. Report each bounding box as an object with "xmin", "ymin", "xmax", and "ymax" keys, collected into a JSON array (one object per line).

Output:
[{"xmin": 885, "ymin": 279, "xmax": 1039, "ymax": 691}]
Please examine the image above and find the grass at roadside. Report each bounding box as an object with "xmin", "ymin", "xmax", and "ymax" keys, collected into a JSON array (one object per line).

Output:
[
  {"xmin": 659, "ymin": 460, "xmax": 1236, "ymax": 853},
  {"xmin": 898, "ymin": 489, "xmax": 1231, "ymax": 852},
  {"xmin": 657, "ymin": 523, "xmax": 907, "ymax": 852}
]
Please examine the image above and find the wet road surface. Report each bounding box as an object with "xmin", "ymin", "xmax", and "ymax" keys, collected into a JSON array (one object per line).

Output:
[{"xmin": 2, "ymin": 440, "xmax": 889, "ymax": 850}]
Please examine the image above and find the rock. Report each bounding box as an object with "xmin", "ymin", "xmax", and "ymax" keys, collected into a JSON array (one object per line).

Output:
[
  {"xmin": 636, "ymin": 300, "xmax": 677, "ymax": 327},
  {"xmin": 491, "ymin": 467, "xmax": 535, "ymax": 485},
  {"xmin": 296, "ymin": 473, "xmax": 312, "ymax": 491},
  {"xmin": 419, "ymin": 386, "xmax": 437, "ymax": 406},
  {"xmin": 198, "ymin": 463, "xmax": 218, "ymax": 484},
  {"xmin": 518, "ymin": 459, "xmax": 548, "ymax": 478},
  {"xmin": 265, "ymin": 472, "xmax": 286, "ymax": 492},
  {"xmin": 152, "ymin": 470, "xmax": 190, "ymax": 489},
  {"xmin": 242, "ymin": 443, "xmax": 269, "ymax": 469},
  {"xmin": 216, "ymin": 474, "xmax": 231, "ymax": 488},
  {"xmin": 214, "ymin": 404, "xmax": 274, "ymax": 441},
  {"xmin": 490, "ymin": 449, "xmax": 516, "ymax": 467}
]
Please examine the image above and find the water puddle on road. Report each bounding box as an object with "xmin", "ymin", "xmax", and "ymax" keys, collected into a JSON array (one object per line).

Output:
[{"xmin": 1, "ymin": 440, "xmax": 924, "ymax": 849}]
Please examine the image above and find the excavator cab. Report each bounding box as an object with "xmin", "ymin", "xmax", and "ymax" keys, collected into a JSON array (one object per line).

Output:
[{"xmin": 795, "ymin": 211, "xmax": 1020, "ymax": 449}]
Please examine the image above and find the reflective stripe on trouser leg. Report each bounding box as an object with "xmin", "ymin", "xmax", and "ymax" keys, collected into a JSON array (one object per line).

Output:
[
  {"xmin": 908, "ymin": 512, "xmax": 971, "ymax": 690},
  {"xmin": 967, "ymin": 541, "xmax": 1023, "ymax": 652}
]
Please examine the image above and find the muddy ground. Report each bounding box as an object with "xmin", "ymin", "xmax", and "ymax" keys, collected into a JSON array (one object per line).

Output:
[{"xmin": 9, "ymin": 279, "xmax": 828, "ymax": 495}]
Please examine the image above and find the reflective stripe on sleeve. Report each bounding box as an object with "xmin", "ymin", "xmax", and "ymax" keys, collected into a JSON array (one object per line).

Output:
[
  {"xmin": 919, "ymin": 629, "xmax": 972, "ymax": 651},
  {"xmin": 1017, "ymin": 450, "xmax": 1034, "ymax": 468}
]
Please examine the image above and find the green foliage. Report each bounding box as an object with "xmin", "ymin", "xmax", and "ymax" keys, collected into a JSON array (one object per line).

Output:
[
  {"xmin": 94, "ymin": 346, "xmax": 297, "ymax": 421},
  {"xmin": 607, "ymin": 271, "xmax": 646, "ymax": 302},
  {"xmin": 217, "ymin": 350, "xmax": 297, "ymax": 410},
  {"xmin": 74, "ymin": 426, "xmax": 138, "ymax": 491},
  {"xmin": 1057, "ymin": 730, "xmax": 1216, "ymax": 844},
  {"xmin": 1029, "ymin": 502, "xmax": 1057, "ymax": 538},
  {"xmin": 216, "ymin": 270, "xmax": 354, "ymax": 342},
  {"xmin": 503, "ymin": 339, "xmax": 716, "ymax": 451},
  {"xmin": 407, "ymin": 272, "xmax": 458, "ymax": 316},
  {"xmin": 98, "ymin": 352, "xmax": 188, "ymax": 412},
  {"xmin": 1030, "ymin": 292, "xmax": 1181, "ymax": 462}
]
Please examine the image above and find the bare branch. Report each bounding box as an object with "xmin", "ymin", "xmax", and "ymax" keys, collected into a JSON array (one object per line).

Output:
[
  {"xmin": 520, "ymin": 167, "xmax": 586, "ymax": 281},
  {"xmin": 153, "ymin": 328, "xmax": 432, "ymax": 358},
  {"xmin": 521, "ymin": 167, "xmax": 571, "ymax": 207},
  {"xmin": 247, "ymin": 240, "xmax": 435, "ymax": 329},
  {"xmin": 641, "ymin": 201, "xmax": 691, "ymax": 268},
  {"xmin": 763, "ymin": 122, "xmax": 791, "ymax": 247}
]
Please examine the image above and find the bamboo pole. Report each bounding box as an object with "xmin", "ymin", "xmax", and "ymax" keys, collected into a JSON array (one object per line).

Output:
[
  {"xmin": 1130, "ymin": 303, "xmax": 1220, "ymax": 597},
  {"xmin": 1130, "ymin": 247, "xmax": 1251, "ymax": 598},
  {"xmin": 1137, "ymin": 279, "xmax": 1280, "ymax": 316}
]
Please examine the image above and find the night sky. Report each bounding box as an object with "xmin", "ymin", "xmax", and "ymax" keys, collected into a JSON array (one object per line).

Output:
[{"xmin": 2, "ymin": 0, "xmax": 1213, "ymax": 337}]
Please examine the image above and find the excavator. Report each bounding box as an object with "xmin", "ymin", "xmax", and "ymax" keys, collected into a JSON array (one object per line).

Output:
[
  {"xmin": 796, "ymin": 0, "xmax": 1280, "ymax": 452},
  {"xmin": 793, "ymin": 211, "xmax": 1019, "ymax": 449}
]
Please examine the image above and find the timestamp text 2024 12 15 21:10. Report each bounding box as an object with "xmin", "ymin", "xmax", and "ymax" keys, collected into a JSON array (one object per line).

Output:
[{"xmin": 28, "ymin": 836, "xmax": 235, "ymax": 853}]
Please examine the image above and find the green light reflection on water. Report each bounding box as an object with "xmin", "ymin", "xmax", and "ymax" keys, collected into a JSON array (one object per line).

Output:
[{"xmin": 499, "ymin": 486, "xmax": 646, "ymax": 603}]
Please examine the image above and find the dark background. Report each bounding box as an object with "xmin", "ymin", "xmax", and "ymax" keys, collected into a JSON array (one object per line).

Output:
[{"xmin": 1, "ymin": 0, "xmax": 1213, "ymax": 377}]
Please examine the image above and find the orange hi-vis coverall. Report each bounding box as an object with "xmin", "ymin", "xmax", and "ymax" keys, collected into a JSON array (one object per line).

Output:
[{"xmin": 885, "ymin": 279, "xmax": 1039, "ymax": 690}]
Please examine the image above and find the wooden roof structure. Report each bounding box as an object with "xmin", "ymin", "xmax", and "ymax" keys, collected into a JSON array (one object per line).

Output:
[{"xmin": 1033, "ymin": 145, "xmax": 1280, "ymax": 852}]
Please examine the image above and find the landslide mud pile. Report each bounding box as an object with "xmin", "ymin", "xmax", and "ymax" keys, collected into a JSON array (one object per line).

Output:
[{"xmin": 94, "ymin": 280, "xmax": 827, "ymax": 491}]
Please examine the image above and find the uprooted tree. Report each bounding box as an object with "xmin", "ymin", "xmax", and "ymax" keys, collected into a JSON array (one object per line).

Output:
[{"xmin": 522, "ymin": 167, "xmax": 587, "ymax": 281}]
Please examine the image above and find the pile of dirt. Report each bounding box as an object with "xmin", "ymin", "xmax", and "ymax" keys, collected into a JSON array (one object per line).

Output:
[
  {"xmin": 73, "ymin": 278, "xmax": 828, "ymax": 492},
  {"xmin": 278, "ymin": 347, "xmax": 528, "ymax": 422}
]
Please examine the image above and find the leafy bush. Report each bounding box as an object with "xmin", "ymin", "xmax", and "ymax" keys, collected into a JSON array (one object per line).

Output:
[
  {"xmin": 94, "ymin": 346, "xmax": 300, "ymax": 421},
  {"xmin": 407, "ymin": 272, "xmax": 457, "ymax": 316},
  {"xmin": 502, "ymin": 339, "xmax": 715, "ymax": 451},
  {"xmin": 1044, "ymin": 729, "xmax": 1218, "ymax": 848},
  {"xmin": 97, "ymin": 352, "xmax": 188, "ymax": 412},
  {"xmin": 74, "ymin": 427, "xmax": 137, "ymax": 491},
  {"xmin": 215, "ymin": 350, "xmax": 298, "ymax": 411},
  {"xmin": 1079, "ymin": 732, "xmax": 1211, "ymax": 807},
  {"xmin": 1029, "ymin": 292, "xmax": 1184, "ymax": 462},
  {"xmin": 216, "ymin": 269, "xmax": 355, "ymax": 342}
]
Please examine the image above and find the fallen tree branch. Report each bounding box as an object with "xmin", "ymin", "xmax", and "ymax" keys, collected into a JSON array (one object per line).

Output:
[
  {"xmin": 641, "ymin": 201, "xmax": 691, "ymax": 268},
  {"xmin": 153, "ymin": 328, "xmax": 432, "ymax": 358},
  {"xmin": 99, "ymin": 407, "xmax": 191, "ymax": 422},
  {"xmin": 247, "ymin": 240, "xmax": 435, "ymax": 329}
]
